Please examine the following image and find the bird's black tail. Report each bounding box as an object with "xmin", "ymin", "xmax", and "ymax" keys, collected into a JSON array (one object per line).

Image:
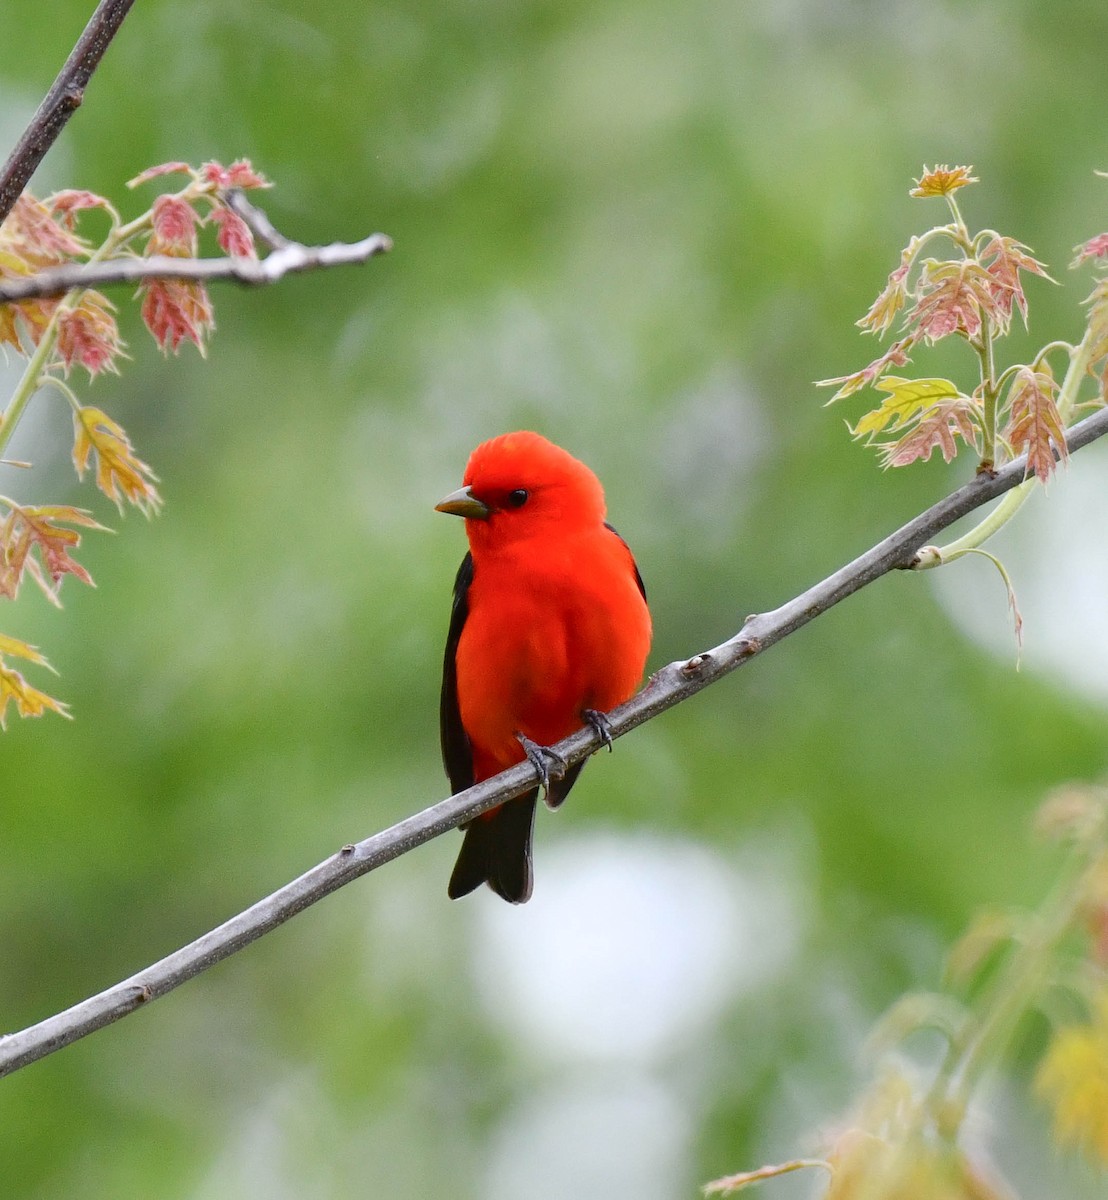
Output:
[{"xmin": 448, "ymin": 792, "xmax": 538, "ymax": 903}]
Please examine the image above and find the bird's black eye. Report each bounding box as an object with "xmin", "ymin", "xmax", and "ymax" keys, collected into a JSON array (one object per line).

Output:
[{"xmin": 505, "ymin": 488, "xmax": 529, "ymax": 508}]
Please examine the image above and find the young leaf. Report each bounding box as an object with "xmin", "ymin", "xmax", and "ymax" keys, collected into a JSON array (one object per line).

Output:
[
  {"xmin": 876, "ymin": 399, "xmax": 979, "ymax": 468},
  {"xmin": 979, "ymin": 235, "xmax": 1051, "ymax": 331},
  {"xmin": 857, "ymin": 263, "xmax": 910, "ymax": 336},
  {"xmin": 56, "ymin": 290, "xmax": 127, "ymax": 377},
  {"xmin": 851, "ymin": 376, "xmax": 967, "ymax": 439},
  {"xmin": 909, "ymin": 164, "xmax": 979, "ymax": 198},
  {"xmin": 909, "ymin": 261, "xmax": 996, "ymax": 343},
  {"xmin": 149, "ymin": 194, "xmax": 199, "ymax": 255},
  {"xmin": 139, "ymin": 278, "xmax": 214, "ymax": 354},
  {"xmin": 72, "ymin": 406, "xmax": 162, "ymax": 514},
  {"xmin": 817, "ymin": 338, "xmax": 915, "ymax": 402},
  {"xmin": 1003, "ymin": 366, "xmax": 1067, "ymax": 483},
  {"xmin": 0, "ymin": 634, "xmax": 70, "ymax": 726},
  {"xmin": 0, "ymin": 502, "xmax": 104, "ymax": 602}
]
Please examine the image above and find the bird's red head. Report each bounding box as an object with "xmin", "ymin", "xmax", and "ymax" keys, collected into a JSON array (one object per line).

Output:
[{"xmin": 436, "ymin": 431, "xmax": 606, "ymax": 550}]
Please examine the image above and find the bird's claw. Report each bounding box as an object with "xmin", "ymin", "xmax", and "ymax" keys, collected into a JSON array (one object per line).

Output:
[
  {"xmin": 582, "ymin": 708, "xmax": 615, "ymax": 752},
  {"xmin": 516, "ymin": 732, "xmax": 567, "ymax": 797}
]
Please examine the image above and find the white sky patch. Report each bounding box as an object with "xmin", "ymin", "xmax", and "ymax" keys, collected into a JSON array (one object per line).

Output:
[
  {"xmin": 930, "ymin": 444, "xmax": 1108, "ymax": 705},
  {"xmin": 472, "ymin": 830, "xmax": 805, "ymax": 1065},
  {"xmin": 483, "ymin": 1072, "xmax": 690, "ymax": 1200}
]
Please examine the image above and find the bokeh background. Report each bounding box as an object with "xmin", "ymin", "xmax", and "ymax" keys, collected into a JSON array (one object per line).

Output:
[{"xmin": 2, "ymin": 1, "xmax": 1108, "ymax": 1196}]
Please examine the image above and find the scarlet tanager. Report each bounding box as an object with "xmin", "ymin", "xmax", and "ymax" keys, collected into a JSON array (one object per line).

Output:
[{"xmin": 436, "ymin": 431, "xmax": 652, "ymax": 903}]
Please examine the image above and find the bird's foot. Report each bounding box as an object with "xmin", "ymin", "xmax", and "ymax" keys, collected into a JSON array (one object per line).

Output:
[
  {"xmin": 582, "ymin": 708, "xmax": 615, "ymax": 752},
  {"xmin": 516, "ymin": 732, "xmax": 567, "ymax": 798}
]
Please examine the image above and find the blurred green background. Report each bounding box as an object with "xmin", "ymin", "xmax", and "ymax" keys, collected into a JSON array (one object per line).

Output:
[{"xmin": 2, "ymin": 1, "xmax": 1108, "ymax": 1196}]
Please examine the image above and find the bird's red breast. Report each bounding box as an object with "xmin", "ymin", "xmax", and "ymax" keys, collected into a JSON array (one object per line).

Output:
[{"xmin": 456, "ymin": 524, "xmax": 649, "ymax": 776}]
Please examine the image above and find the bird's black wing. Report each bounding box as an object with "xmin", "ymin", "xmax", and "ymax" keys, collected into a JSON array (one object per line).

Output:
[
  {"xmin": 440, "ymin": 552, "xmax": 475, "ymax": 794},
  {"xmin": 604, "ymin": 521, "xmax": 647, "ymax": 602}
]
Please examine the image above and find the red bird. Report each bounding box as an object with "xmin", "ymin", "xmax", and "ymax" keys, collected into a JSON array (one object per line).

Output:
[{"xmin": 436, "ymin": 431, "xmax": 652, "ymax": 903}]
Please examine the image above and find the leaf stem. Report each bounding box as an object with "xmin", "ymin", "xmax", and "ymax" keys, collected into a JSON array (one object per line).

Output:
[
  {"xmin": 0, "ymin": 319, "xmax": 63, "ymax": 459},
  {"xmin": 955, "ymin": 847, "xmax": 1093, "ymax": 1112},
  {"xmin": 0, "ymin": 205, "xmax": 150, "ymax": 461},
  {"xmin": 977, "ymin": 327, "xmax": 999, "ymax": 471}
]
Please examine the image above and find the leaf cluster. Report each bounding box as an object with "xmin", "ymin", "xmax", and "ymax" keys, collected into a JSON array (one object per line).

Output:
[
  {"xmin": 0, "ymin": 159, "xmax": 269, "ymax": 719},
  {"xmin": 820, "ymin": 165, "xmax": 1108, "ymax": 482}
]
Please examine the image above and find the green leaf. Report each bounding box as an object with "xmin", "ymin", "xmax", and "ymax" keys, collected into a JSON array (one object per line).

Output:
[{"xmin": 851, "ymin": 376, "xmax": 967, "ymax": 438}]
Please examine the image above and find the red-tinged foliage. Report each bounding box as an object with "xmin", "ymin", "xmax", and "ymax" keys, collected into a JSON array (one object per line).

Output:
[
  {"xmin": 876, "ymin": 398, "xmax": 979, "ymax": 468},
  {"xmin": 56, "ymin": 291, "xmax": 126, "ymax": 377},
  {"xmin": 139, "ymin": 277, "xmax": 215, "ymax": 354},
  {"xmin": 980, "ymin": 235, "xmax": 1051, "ymax": 331},
  {"xmin": 0, "ymin": 502, "xmax": 102, "ymax": 603},
  {"xmin": 1073, "ymin": 233, "xmax": 1108, "ymax": 267},
  {"xmin": 856, "ymin": 263, "xmax": 910, "ymax": 336},
  {"xmin": 1083, "ymin": 279, "xmax": 1108, "ymax": 392},
  {"xmin": 200, "ymin": 159, "xmax": 270, "ymax": 190},
  {"xmin": 209, "ymin": 206, "xmax": 256, "ymax": 258},
  {"xmin": 0, "ymin": 204, "xmax": 64, "ymax": 350},
  {"xmin": 126, "ymin": 161, "xmax": 193, "ymax": 188},
  {"xmin": 818, "ymin": 338, "xmax": 915, "ymax": 401},
  {"xmin": 0, "ymin": 156, "xmax": 286, "ymax": 724},
  {"xmin": 72, "ymin": 405, "xmax": 162, "ymax": 514},
  {"xmin": 2, "ymin": 194, "xmax": 87, "ymax": 262},
  {"xmin": 46, "ymin": 189, "xmax": 115, "ymax": 229},
  {"xmin": 149, "ymin": 194, "xmax": 199, "ymax": 255},
  {"xmin": 1004, "ymin": 366, "xmax": 1067, "ymax": 483},
  {"xmin": 910, "ymin": 262, "xmax": 997, "ymax": 343}
]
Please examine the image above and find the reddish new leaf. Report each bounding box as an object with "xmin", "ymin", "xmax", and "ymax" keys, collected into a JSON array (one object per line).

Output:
[
  {"xmin": 149, "ymin": 194, "xmax": 199, "ymax": 255},
  {"xmin": 2, "ymin": 193, "xmax": 87, "ymax": 262},
  {"xmin": 0, "ymin": 503, "xmax": 103, "ymax": 603},
  {"xmin": 126, "ymin": 162, "xmax": 194, "ymax": 189},
  {"xmin": 139, "ymin": 278, "xmax": 215, "ymax": 354},
  {"xmin": 47, "ymin": 189, "xmax": 116, "ymax": 229},
  {"xmin": 1072, "ymin": 233, "xmax": 1108, "ymax": 268},
  {"xmin": 1003, "ymin": 366, "xmax": 1067, "ymax": 483},
  {"xmin": 209, "ymin": 206, "xmax": 256, "ymax": 258},
  {"xmin": 201, "ymin": 159, "xmax": 270, "ymax": 190},
  {"xmin": 817, "ymin": 338, "xmax": 915, "ymax": 402},
  {"xmin": 56, "ymin": 290, "xmax": 126, "ymax": 377},
  {"xmin": 909, "ymin": 262, "xmax": 997, "ymax": 343},
  {"xmin": 856, "ymin": 263, "xmax": 910, "ymax": 336},
  {"xmin": 979, "ymin": 235, "xmax": 1051, "ymax": 331},
  {"xmin": 877, "ymin": 398, "xmax": 979, "ymax": 468}
]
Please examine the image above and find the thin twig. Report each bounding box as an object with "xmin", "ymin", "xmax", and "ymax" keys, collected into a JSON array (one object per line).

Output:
[
  {"xmin": 223, "ymin": 189, "xmax": 292, "ymax": 251},
  {"xmin": 0, "ymin": 0, "xmax": 137, "ymax": 225},
  {"xmin": 2, "ymin": 405, "xmax": 1107, "ymax": 1079},
  {"xmin": 0, "ymin": 231, "xmax": 394, "ymax": 304}
]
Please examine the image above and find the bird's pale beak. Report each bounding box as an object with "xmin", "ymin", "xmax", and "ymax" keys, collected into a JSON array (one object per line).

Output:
[{"xmin": 435, "ymin": 485, "xmax": 491, "ymax": 520}]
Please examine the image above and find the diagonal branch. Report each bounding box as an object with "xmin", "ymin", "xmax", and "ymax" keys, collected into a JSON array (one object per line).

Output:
[
  {"xmin": 2, "ymin": 405, "xmax": 1108, "ymax": 1079},
  {"xmin": 0, "ymin": 0, "xmax": 137, "ymax": 226}
]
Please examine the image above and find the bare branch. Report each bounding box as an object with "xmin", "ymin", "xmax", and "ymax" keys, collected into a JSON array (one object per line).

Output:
[
  {"xmin": 224, "ymin": 188, "xmax": 292, "ymax": 251},
  {"xmin": 0, "ymin": 0, "xmax": 137, "ymax": 226},
  {"xmin": 2, "ymin": 406, "xmax": 1107, "ymax": 1078},
  {"xmin": 0, "ymin": 228, "xmax": 394, "ymax": 304}
]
